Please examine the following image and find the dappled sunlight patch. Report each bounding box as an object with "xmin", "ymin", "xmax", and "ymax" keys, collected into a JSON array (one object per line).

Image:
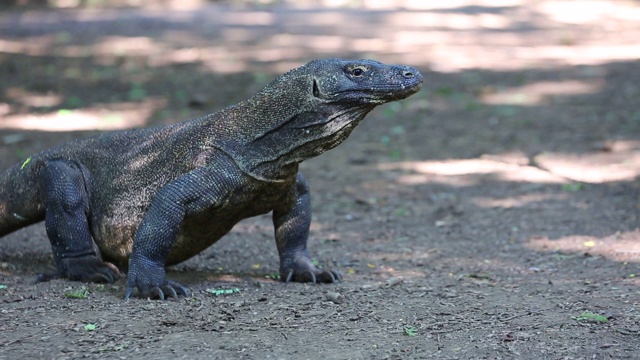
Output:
[
  {"xmin": 48, "ymin": 0, "xmax": 206, "ymax": 9},
  {"xmin": 6, "ymin": 88, "xmax": 64, "ymax": 108},
  {"xmin": 379, "ymin": 159, "xmax": 567, "ymax": 186},
  {"xmin": 0, "ymin": 98, "xmax": 165, "ymax": 131},
  {"xmin": 389, "ymin": 173, "xmax": 478, "ymax": 187},
  {"xmin": 525, "ymin": 230, "xmax": 640, "ymax": 263},
  {"xmin": 93, "ymin": 36, "xmax": 156, "ymax": 57},
  {"xmin": 387, "ymin": 11, "xmax": 512, "ymax": 30},
  {"xmin": 2, "ymin": 0, "xmax": 640, "ymax": 73},
  {"xmin": 537, "ymin": 0, "xmax": 640, "ymax": 24},
  {"xmin": 472, "ymin": 193, "xmax": 568, "ymax": 209},
  {"xmin": 481, "ymin": 80, "xmax": 602, "ymax": 106},
  {"xmin": 535, "ymin": 143, "xmax": 640, "ymax": 183},
  {"xmin": 219, "ymin": 11, "xmax": 276, "ymax": 26},
  {"xmin": 0, "ymin": 36, "xmax": 56, "ymax": 56},
  {"xmin": 355, "ymin": 0, "xmax": 525, "ymax": 11},
  {"xmin": 513, "ymin": 44, "xmax": 640, "ymax": 67},
  {"xmin": 379, "ymin": 144, "xmax": 640, "ymax": 186}
]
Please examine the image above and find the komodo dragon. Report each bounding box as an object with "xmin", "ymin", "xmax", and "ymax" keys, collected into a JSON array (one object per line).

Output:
[{"xmin": 0, "ymin": 58, "xmax": 423, "ymax": 299}]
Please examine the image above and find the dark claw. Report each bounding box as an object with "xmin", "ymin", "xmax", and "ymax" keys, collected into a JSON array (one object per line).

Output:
[
  {"xmin": 125, "ymin": 280, "xmax": 189, "ymax": 300},
  {"xmin": 163, "ymin": 285, "xmax": 178, "ymax": 299},
  {"xmin": 125, "ymin": 254, "xmax": 190, "ymax": 300},
  {"xmin": 167, "ymin": 280, "xmax": 190, "ymax": 297},
  {"xmin": 329, "ymin": 270, "xmax": 343, "ymax": 283},
  {"xmin": 285, "ymin": 270, "xmax": 294, "ymax": 283},
  {"xmin": 150, "ymin": 287, "xmax": 165, "ymax": 300},
  {"xmin": 280, "ymin": 254, "xmax": 342, "ymax": 284},
  {"xmin": 327, "ymin": 271, "xmax": 336, "ymax": 283},
  {"xmin": 124, "ymin": 286, "xmax": 134, "ymax": 300}
]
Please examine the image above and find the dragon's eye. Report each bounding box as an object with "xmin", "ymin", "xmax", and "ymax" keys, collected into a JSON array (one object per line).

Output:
[{"xmin": 350, "ymin": 66, "xmax": 367, "ymax": 77}]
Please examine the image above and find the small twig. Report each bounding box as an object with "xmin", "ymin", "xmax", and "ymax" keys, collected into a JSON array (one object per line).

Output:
[
  {"xmin": 423, "ymin": 320, "xmax": 450, "ymax": 329},
  {"xmin": 430, "ymin": 328, "xmax": 461, "ymax": 334},
  {"xmin": 500, "ymin": 313, "xmax": 529, "ymax": 322}
]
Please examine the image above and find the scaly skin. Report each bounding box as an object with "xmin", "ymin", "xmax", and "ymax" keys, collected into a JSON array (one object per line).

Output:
[{"xmin": 0, "ymin": 59, "xmax": 423, "ymax": 300}]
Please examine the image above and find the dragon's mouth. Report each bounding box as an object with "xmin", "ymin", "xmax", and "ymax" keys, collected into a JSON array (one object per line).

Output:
[{"xmin": 314, "ymin": 77, "xmax": 423, "ymax": 104}]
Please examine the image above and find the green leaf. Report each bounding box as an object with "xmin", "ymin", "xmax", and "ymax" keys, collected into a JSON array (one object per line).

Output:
[
  {"xmin": 562, "ymin": 183, "xmax": 584, "ymax": 191},
  {"xmin": 57, "ymin": 109, "xmax": 74, "ymax": 116},
  {"xmin": 403, "ymin": 325, "xmax": 418, "ymax": 336},
  {"xmin": 574, "ymin": 311, "xmax": 607, "ymax": 323},
  {"xmin": 394, "ymin": 208, "xmax": 409, "ymax": 216},
  {"xmin": 0, "ymin": 284, "xmax": 7, "ymax": 289},
  {"xmin": 84, "ymin": 323, "xmax": 96, "ymax": 331},
  {"xmin": 206, "ymin": 288, "xmax": 241, "ymax": 296},
  {"xmin": 20, "ymin": 157, "xmax": 31, "ymax": 170},
  {"xmin": 65, "ymin": 288, "xmax": 89, "ymax": 299}
]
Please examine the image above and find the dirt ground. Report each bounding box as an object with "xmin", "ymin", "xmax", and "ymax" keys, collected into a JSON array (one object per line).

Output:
[{"xmin": 1, "ymin": 1, "xmax": 639, "ymax": 359}]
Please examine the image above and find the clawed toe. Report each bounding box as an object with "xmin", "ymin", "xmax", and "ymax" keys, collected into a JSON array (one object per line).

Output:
[
  {"xmin": 167, "ymin": 280, "xmax": 190, "ymax": 297},
  {"xmin": 285, "ymin": 270, "xmax": 294, "ymax": 283},
  {"xmin": 317, "ymin": 269, "xmax": 342, "ymax": 283},
  {"xmin": 281, "ymin": 267, "xmax": 342, "ymax": 284},
  {"xmin": 146, "ymin": 282, "xmax": 189, "ymax": 300},
  {"xmin": 308, "ymin": 271, "xmax": 317, "ymax": 284},
  {"xmin": 125, "ymin": 281, "xmax": 190, "ymax": 300}
]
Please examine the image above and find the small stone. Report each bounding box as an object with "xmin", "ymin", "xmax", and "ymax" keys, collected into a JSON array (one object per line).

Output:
[
  {"xmin": 386, "ymin": 277, "xmax": 403, "ymax": 286},
  {"xmin": 326, "ymin": 291, "xmax": 344, "ymax": 304},
  {"xmin": 435, "ymin": 220, "xmax": 448, "ymax": 227}
]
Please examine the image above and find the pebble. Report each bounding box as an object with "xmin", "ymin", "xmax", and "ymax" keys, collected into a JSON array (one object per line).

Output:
[{"xmin": 325, "ymin": 291, "xmax": 344, "ymax": 304}]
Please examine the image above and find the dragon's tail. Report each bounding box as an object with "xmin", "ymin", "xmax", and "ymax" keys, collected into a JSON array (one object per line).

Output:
[{"xmin": 0, "ymin": 158, "xmax": 45, "ymax": 238}]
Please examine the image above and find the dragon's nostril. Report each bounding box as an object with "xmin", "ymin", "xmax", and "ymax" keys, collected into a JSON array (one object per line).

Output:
[{"xmin": 402, "ymin": 70, "xmax": 414, "ymax": 78}]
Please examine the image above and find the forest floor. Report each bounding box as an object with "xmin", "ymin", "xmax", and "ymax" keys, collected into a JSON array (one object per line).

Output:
[{"xmin": 0, "ymin": 1, "xmax": 639, "ymax": 358}]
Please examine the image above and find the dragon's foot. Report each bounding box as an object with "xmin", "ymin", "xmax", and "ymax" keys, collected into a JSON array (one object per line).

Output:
[
  {"xmin": 124, "ymin": 255, "xmax": 190, "ymax": 300},
  {"xmin": 36, "ymin": 255, "xmax": 121, "ymax": 284},
  {"xmin": 125, "ymin": 279, "xmax": 189, "ymax": 300},
  {"xmin": 280, "ymin": 256, "xmax": 342, "ymax": 284}
]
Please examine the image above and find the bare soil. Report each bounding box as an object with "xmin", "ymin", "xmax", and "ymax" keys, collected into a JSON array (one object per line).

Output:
[{"xmin": 1, "ymin": 1, "xmax": 639, "ymax": 359}]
